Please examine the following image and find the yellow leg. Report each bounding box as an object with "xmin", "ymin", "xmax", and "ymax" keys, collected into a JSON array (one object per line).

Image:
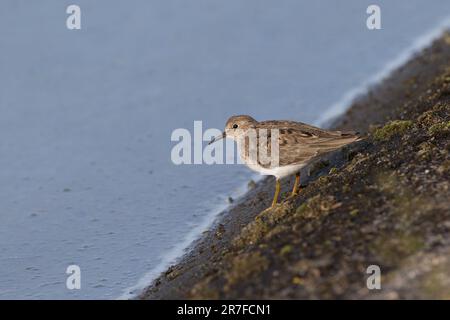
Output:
[
  {"xmin": 271, "ymin": 179, "xmax": 281, "ymax": 208},
  {"xmin": 292, "ymin": 172, "xmax": 300, "ymax": 196}
]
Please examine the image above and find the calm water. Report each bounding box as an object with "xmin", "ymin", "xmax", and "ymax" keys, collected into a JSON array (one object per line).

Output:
[{"xmin": 1, "ymin": 0, "xmax": 449, "ymax": 299}]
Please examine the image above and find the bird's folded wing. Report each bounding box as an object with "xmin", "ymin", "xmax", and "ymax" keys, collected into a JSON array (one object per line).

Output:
[{"xmin": 256, "ymin": 124, "xmax": 359, "ymax": 168}]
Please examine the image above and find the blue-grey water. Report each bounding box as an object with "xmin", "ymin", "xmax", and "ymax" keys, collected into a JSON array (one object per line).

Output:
[{"xmin": 1, "ymin": 0, "xmax": 450, "ymax": 299}]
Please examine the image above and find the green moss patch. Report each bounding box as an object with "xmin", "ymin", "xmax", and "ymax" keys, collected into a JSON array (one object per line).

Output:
[
  {"xmin": 428, "ymin": 121, "xmax": 450, "ymax": 137},
  {"xmin": 225, "ymin": 252, "xmax": 269, "ymax": 289},
  {"xmin": 373, "ymin": 120, "xmax": 413, "ymax": 141},
  {"xmin": 372, "ymin": 232, "xmax": 425, "ymax": 267}
]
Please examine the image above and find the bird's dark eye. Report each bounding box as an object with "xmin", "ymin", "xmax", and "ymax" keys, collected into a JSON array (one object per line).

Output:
[{"xmin": 232, "ymin": 124, "xmax": 238, "ymax": 129}]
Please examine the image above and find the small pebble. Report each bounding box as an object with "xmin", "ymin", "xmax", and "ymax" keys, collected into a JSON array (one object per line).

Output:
[{"xmin": 247, "ymin": 180, "xmax": 257, "ymax": 190}]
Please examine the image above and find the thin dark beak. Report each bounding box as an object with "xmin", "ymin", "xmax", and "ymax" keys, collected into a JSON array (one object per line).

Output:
[{"xmin": 208, "ymin": 132, "xmax": 226, "ymax": 145}]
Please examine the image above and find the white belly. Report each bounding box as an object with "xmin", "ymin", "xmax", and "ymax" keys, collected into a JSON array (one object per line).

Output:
[{"xmin": 245, "ymin": 162, "xmax": 306, "ymax": 179}]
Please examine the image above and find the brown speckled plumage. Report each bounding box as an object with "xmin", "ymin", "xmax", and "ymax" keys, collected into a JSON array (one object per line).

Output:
[{"xmin": 222, "ymin": 115, "xmax": 361, "ymax": 169}]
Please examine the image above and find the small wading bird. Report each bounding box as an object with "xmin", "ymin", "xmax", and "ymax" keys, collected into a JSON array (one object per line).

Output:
[{"xmin": 209, "ymin": 115, "xmax": 361, "ymax": 208}]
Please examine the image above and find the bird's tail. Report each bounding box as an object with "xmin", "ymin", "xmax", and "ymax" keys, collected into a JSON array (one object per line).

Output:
[{"xmin": 339, "ymin": 130, "xmax": 364, "ymax": 142}]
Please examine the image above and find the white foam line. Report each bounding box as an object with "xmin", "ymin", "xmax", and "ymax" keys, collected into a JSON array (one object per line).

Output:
[
  {"xmin": 314, "ymin": 17, "xmax": 450, "ymax": 127},
  {"xmin": 117, "ymin": 173, "xmax": 262, "ymax": 300}
]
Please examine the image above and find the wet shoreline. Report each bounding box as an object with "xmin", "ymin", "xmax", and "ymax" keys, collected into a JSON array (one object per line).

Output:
[{"xmin": 139, "ymin": 31, "xmax": 450, "ymax": 299}]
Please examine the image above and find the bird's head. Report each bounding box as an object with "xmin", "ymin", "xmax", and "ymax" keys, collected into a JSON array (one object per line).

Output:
[{"xmin": 209, "ymin": 115, "xmax": 257, "ymax": 144}]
